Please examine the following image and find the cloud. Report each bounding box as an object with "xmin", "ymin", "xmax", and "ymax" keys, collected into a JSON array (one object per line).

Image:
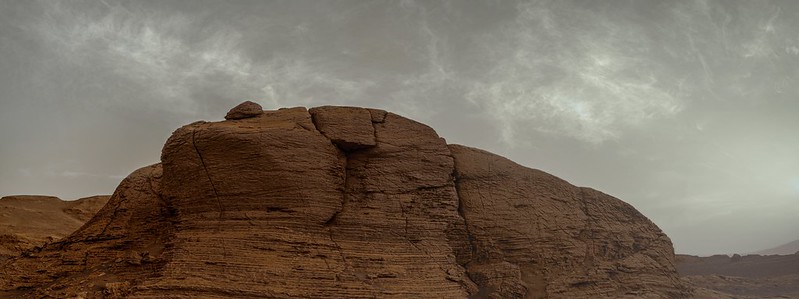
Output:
[
  {"xmin": 466, "ymin": 2, "xmax": 683, "ymax": 144},
  {"xmin": 17, "ymin": 167, "xmax": 125, "ymax": 180},
  {"xmin": 384, "ymin": 5, "xmax": 457, "ymax": 119},
  {"xmin": 29, "ymin": 1, "xmax": 243, "ymax": 114},
  {"xmin": 59, "ymin": 171, "xmax": 126, "ymax": 180},
  {"xmin": 258, "ymin": 58, "xmax": 376, "ymax": 109},
  {"xmin": 28, "ymin": 0, "xmax": 375, "ymax": 117}
]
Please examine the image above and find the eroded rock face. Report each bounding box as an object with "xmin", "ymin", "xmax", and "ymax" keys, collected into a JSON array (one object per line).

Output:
[
  {"xmin": 0, "ymin": 104, "xmax": 689, "ymax": 298},
  {"xmin": 450, "ymin": 145, "xmax": 687, "ymax": 298}
]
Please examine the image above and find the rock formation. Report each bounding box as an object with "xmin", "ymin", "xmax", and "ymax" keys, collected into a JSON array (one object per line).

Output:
[
  {"xmin": 0, "ymin": 104, "xmax": 690, "ymax": 298},
  {"xmin": 451, "ymin": 145, "xmax": 686, "ymax": 298}
]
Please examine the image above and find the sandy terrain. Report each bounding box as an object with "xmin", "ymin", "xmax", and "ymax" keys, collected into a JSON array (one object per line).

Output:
[
  {"xmin": 677, "ymin": 253, "xmax": 799, "ymax": 298},
  {"xmin": 0, "ymin": 195, "xmax": 109, "ymax": 260}
]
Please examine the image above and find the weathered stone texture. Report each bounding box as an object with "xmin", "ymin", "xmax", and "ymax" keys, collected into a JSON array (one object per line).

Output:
[{"xmin": 450, "ymin": 144, "xmax": 688, "ymax": 298}]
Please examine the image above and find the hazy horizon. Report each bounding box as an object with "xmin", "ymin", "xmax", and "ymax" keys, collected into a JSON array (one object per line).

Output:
[{"xmin": 1, "ymin": 0, "xmax": 798, "ymax": 256}]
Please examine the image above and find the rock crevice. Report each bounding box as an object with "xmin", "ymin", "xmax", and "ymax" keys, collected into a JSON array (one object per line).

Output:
[{"xmin": 190, "ymin": 126, "xmax": 223, "ymax": 220}]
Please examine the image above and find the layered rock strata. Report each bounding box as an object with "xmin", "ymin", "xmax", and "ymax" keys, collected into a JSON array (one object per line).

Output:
[{"xmin": 0, "ymin": 104, "xmax": 689, "ymax": 298}]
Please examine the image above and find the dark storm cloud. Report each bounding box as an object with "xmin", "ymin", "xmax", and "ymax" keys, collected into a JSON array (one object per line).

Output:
[{"xmin": 1, "ymin": 0, "xmax": 797, "ymax": 255}]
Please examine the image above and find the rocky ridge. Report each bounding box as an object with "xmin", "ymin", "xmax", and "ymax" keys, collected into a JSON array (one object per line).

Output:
[{"xmin": 0, "ymin": 103, "xmax": 689, "ymax": 298}]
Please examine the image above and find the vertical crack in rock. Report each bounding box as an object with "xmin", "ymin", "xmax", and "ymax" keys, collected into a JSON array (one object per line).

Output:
[
  {"xmin": 449, "ymin": 155, "xmax": 483, "ymax": 297},
  {"xmin": 190, "ymin": 127, "xmax": 228, "ymax": 261},
  {"xmin": 369, "ymin": 115, "xmax": 380, "ymax": 141},
  {"xmin": 367, "ymin": 108, "xmax": 385, "ymax": 149},
  {"xmin": 190, "ymin": 127, "xmax": 223, "ymax": 220},
  {"xmin": 452, "ymin": 173, "xmax": 478, "ymax": 260},
  {"xmin": 324, "ymin": 159, "xmax": 346, "ymax": 226},
  {"xmin": 368, "ymin": 108, "xmax": 387, "ymax": 124},
  {"xmin": 98, "ymin": 192, "xmax": 128, "ymax": 238},
  {"xmin": 145, "ymin": 172, "xmax": 163, "ymax": 205},
  {"xmin": 326, "ymin": 156, "xmax": 350, "ymax": 282},
  {"xmin": 309, "ymin": 111, "xmax": 346, "ymax": 226},
  {"xmin": 449, "ymin": 148, "xmax": 532, "ymax": 298},
  {"xmin": 308, "ymin": 110, "xmax": 325, "ymax": 136},
  {"xmin": 398, "ymin": 200, "xmax": 424, "ymax": 253},
  {"xmin": 324, "ymin": 152, "xmax": 347, "ymax": 275},
  {"xmin": 308, "ymin": 110, "xmax": 350, "ymax": 280}
]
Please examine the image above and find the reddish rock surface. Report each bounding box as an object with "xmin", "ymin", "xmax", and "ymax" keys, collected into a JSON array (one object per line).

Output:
[
  {"xmin": 309, "ymin": 106, "xmax": 376, "ymax": 151},
  {"xmin": 0, "ymin": 104, "xmax": 689, "ymax": 298},
  {"xmin": 224, "ymin": 100, "xmax": 264, "ymax": 120},
  {"xmin": 450, "ymin": 145, "xmax": 687, "ymax": 298}
]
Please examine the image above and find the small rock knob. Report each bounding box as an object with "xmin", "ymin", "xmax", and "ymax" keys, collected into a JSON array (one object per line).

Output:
[{"xmin": 225, "ymin": 101, "xmax": 264, "ymax": 120}]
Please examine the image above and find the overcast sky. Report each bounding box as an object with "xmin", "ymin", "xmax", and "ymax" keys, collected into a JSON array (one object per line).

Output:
[{"xmin": 1, "ymin": 0, "xmax": 797, "ymax": 256}]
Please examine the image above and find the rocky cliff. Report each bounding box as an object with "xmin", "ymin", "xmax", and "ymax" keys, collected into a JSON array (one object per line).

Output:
[{"xmin": 0, "ymin": 103, "xmax": 689, "ymax": 298}]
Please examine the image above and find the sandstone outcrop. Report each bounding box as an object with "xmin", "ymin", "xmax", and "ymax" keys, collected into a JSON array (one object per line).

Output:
[
  {"xmin": 0, "ymin": 104, "xmax": 689, "ymax": 298},
  {"xmin": 450, "ymin": 145, "xmax": 686, "ymax": 298}
]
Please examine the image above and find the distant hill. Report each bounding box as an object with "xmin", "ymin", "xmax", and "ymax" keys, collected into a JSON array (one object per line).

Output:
[
  {"xmin": 754, "ymin": 239, "xmax": 799, "ymax": 255},
  {"xmin": 677, "ymin": 253, "xmax": 799, "ymax": 298},
  {"xmin": 0, "ymin": 195, "xmax": 109, "ymax": 260}
]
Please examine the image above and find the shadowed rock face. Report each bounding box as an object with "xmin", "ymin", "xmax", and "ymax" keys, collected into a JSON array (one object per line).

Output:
[{"xmin": 0, "ymin": 105, "xmax": 689, "ymax": 298}]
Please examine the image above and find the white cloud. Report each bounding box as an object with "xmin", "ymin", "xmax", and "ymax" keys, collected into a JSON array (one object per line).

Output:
[
  {"xmin": 30, "ymin": 1, "xmax": 375, "ymax": 117},
  {"xmin": 258, "ymin": 58, "xmax": 376, "ymax": 109},
  {"xmin": 59, "ymin": 170, "xmax": 125, "ymax": 180},
  {"xmin": 466, "ymin": 2, "xmax": 683, "ymax": 145}
]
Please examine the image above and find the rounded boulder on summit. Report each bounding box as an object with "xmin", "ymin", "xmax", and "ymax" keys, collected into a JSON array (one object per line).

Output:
[
  {"xmin": 0, "ymin": 102, "xmax": 691, "ymax": 298},
  {"xmin": 224, "ymin": 100, "xmax": 264, "ymax": 120}
]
